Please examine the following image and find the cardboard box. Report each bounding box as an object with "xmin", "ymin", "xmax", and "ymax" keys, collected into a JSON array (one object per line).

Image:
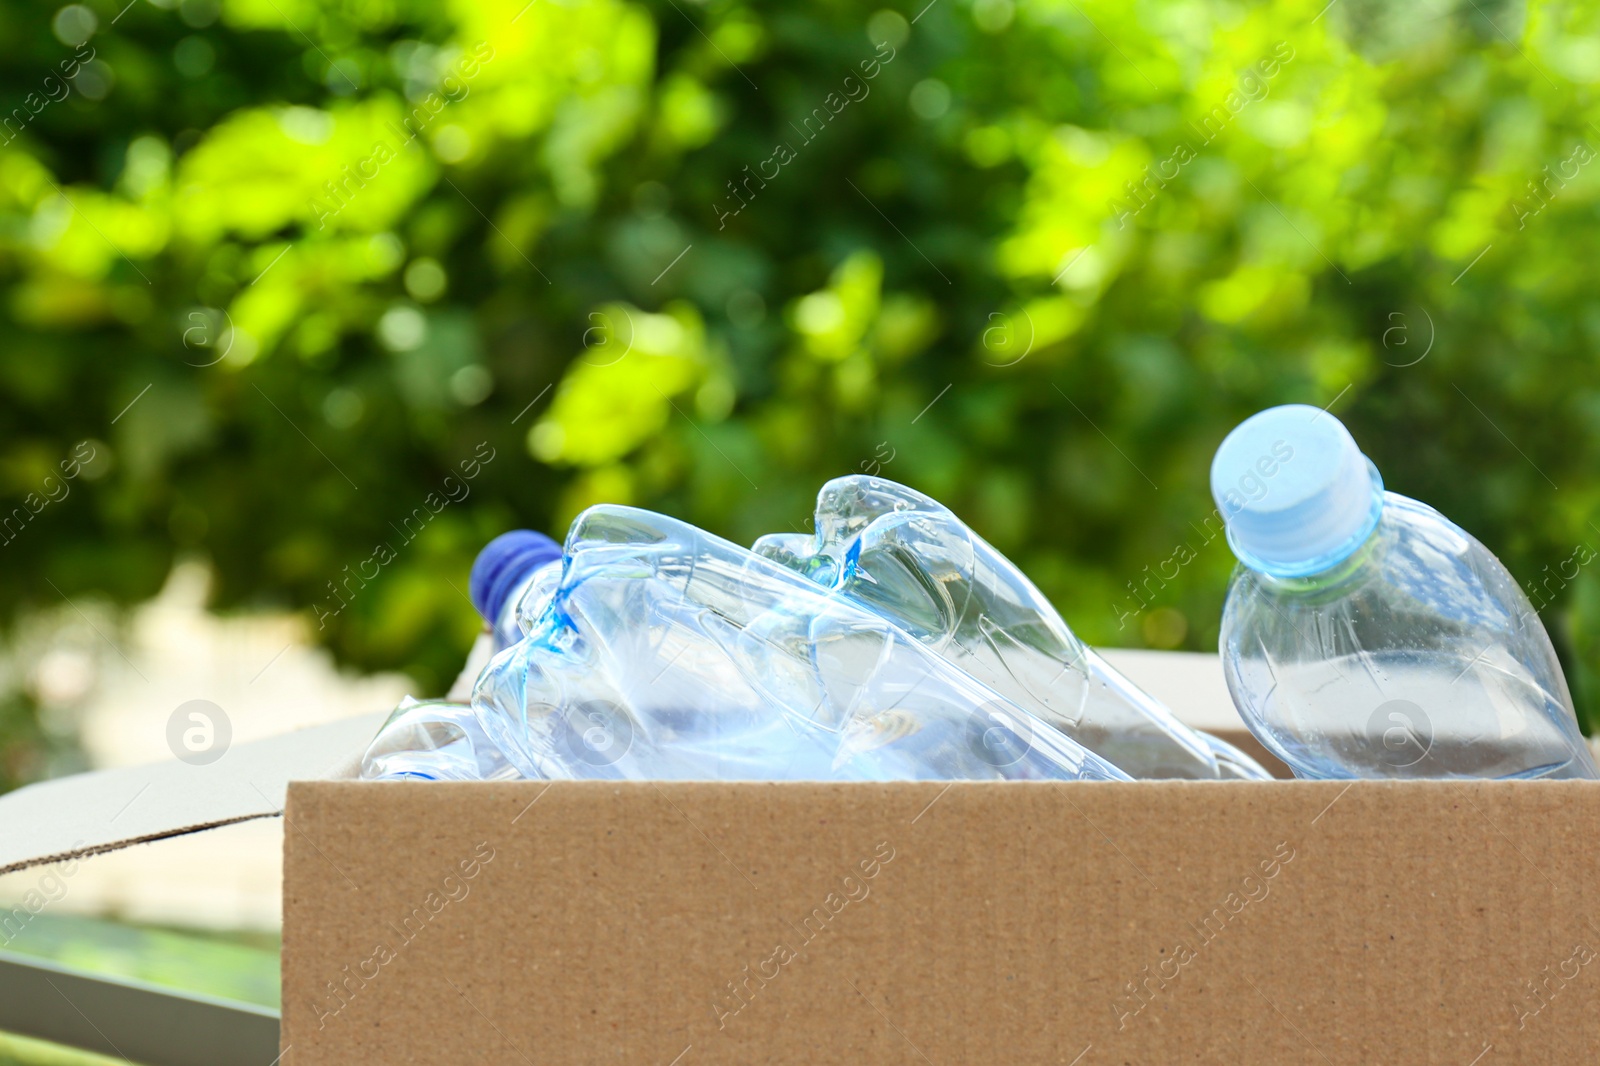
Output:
[
  {"xmin": 8, "ymin": 649, "xmax": 1596, "ymax": 1062},
  {"xmin": 280, "ymin": 779, "xmax": 1600, "ymax": 1064}
]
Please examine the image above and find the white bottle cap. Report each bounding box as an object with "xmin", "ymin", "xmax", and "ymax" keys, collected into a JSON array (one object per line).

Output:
[{"xmin": 1209, "ymin": 404, "xmax": 1384, "ymax": 578}]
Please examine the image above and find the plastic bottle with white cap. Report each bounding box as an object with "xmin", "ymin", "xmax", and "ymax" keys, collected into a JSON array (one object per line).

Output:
[{"xmin": 1212, "ymin": 404, "xmax": 1598, "ymax": 780}]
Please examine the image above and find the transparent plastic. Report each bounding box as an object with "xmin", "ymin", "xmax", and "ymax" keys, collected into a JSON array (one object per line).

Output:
[
  {"xmin": 500, "ymin": 563, "xmax": 561, "ymax": 651},
  {"xmin": 1221, "ymin": 493, "xmax": 1599, "ymax": 780},
  {"xmin": 753, "ymin": 476, "xmax": 1270, "ymax": 780},
  {"xmin": 360, "ymin": 697, "xmax": 525, "ymax": 781},
  {"xmin": 470, "ymin": 504, "xmax": 1131, "ymax": 782}
]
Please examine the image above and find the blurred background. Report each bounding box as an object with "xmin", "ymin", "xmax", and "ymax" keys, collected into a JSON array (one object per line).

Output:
[{"xmin": 2, "ymin": 0, "xmax": 1599, "ymax": 1056}]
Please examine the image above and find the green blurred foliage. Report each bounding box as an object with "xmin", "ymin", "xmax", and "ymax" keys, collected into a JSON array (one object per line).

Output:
[
  {"xmin": 5, "ymin": 0, "xmax": 1600, "ymax": 774},
  {"xmin": 2, "ymin": 912, "xmax": 279, "ymax": 1006}
]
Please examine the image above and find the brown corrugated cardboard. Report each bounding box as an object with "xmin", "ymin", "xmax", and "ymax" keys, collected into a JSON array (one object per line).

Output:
[{"xmin": 283, "ymin": 780, "xmax": 1600, "ymax": 1063}]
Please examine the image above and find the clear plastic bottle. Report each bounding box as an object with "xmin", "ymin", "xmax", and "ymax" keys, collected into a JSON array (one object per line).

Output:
[
  {"xmin": 360, "ymin": 697, "xmax": 524, "ymax": 781},
  {"xmin": 754, "ymin": 476, "xmax": 1271, "ymax": 780},
  {"xmin": 358, "ymin": 532, "xmax": 560, "ymax": 782},
  {"xmin": 470, "ymin": 505, "xmax": 1132, "ymax": 782},
  {"xmin": 1212, "ymin": 404, "xmax": 1598, "ymax": 780}
]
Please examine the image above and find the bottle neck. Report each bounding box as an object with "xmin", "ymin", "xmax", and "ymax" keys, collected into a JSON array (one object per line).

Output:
[
  {"xmin": 1246, "ymin": 517, "xmax": 1386, "ymax": 594},
  {"xmin": 492, "ymin": 560, "xmax": 562, "ymax": 647}
]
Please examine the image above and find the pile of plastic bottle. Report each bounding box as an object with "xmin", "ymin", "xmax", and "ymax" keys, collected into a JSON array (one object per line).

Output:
[{"xmin": 361, "ymin": 406, "xmax": 1599, "ymax": 783}]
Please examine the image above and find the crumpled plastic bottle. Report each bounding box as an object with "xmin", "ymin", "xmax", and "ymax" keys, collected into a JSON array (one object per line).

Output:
[
  {"xmin": 360, "ymin": 697, "xmax": 524, "ymax": 781},
  {"xmin": 753, "ymin": 475, "xmax": 1271, "ymax": 780},
  {"xmin": 469, "ymin": 505, "xmax": 1132, "ymax": 782},
  {"xmin": 469, "ymin": 529, "xmax": 563, "ymax": 652},
  {"xmin": 1212, "ymin": 404, "xmax": 1599, "ymax": 780},
  {"xmin": 359, "ymin": 531, "xmax": 563, "ymax": 783}
]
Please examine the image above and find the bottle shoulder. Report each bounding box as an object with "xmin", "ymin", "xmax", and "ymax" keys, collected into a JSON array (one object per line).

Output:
[{"xmin": 1223, "ymin": 492, "xmax": 1525, "ymax": 635}]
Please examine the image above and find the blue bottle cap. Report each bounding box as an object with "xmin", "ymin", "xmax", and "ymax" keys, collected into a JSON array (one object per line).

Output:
[
  {"xmin": 469, "ymin": 530, "xmax": 563, "ymax": 624},
  {"xmin": 1209, "ymin": 404, "xmax": 1384, "ymax": 578}
]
